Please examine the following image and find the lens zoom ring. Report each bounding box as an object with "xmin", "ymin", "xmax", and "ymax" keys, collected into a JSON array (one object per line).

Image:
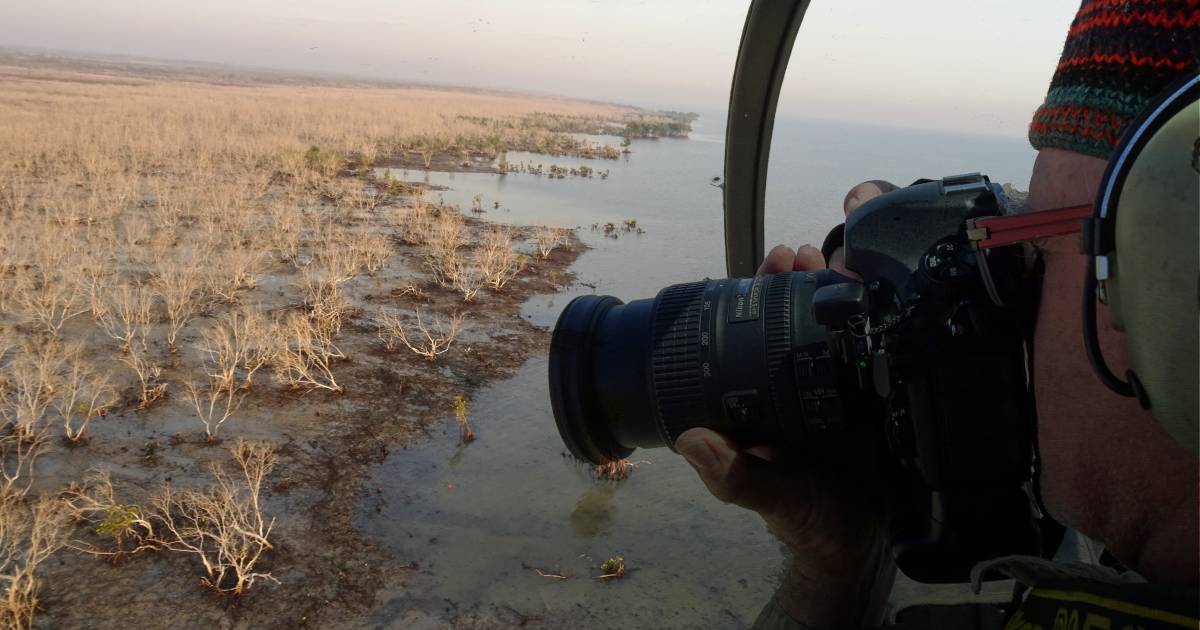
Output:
[
  {"xmin": 651, "ymin": 281, "xmax": 707, "ymax": 444},
  {"xmin": 764, "ymin": 274, "xmax": 795, "ymax": 429}
]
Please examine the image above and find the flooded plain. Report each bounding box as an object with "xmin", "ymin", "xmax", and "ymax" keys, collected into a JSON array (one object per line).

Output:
[{"xmin": 358, "ymin": 115, "xmax": 1036, "ymax": 627}]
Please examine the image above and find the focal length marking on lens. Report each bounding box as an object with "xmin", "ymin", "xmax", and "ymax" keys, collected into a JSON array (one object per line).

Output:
[
  {"xmin": 700, "ymin": 282, "xmax": 721, "ymax": 384},
  {"xmin": 700, "ymin": 288, "xmax": 715, "ymax": 381}
]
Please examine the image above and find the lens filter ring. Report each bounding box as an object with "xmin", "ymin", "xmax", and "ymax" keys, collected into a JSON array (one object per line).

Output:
[{"xmin": 549, "ymin": 295, "xmax": 635, "ymax": 464}]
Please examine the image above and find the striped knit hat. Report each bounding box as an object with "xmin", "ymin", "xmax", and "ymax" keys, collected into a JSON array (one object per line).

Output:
[{"xmin": 1029, "ymin": 0, "xmax": 1200, "ymax": 159}]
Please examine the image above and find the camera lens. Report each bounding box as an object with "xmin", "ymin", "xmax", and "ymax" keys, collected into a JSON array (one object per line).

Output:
[{"xmin": 549, "ymin": 271, "xmax": 848, "ymax": 464}]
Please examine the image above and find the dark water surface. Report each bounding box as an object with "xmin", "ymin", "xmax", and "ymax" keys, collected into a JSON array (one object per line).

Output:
[{"xmin": 358, "ymin": 115, "xmax": 1035, "ymax": 627}]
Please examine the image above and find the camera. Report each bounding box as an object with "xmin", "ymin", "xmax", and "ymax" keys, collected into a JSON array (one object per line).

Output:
[{"xmin": 549, "ymin": 173, "xmax": 1047, "ymax": 582}]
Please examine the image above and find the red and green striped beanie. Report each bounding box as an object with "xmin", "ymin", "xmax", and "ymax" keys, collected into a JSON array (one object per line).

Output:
[{"xmin": 1029, "ymin": 0, "xmax": 1200, "ymax": 159}]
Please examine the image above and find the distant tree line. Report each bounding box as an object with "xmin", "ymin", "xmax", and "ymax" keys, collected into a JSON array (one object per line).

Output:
[{"xmin": 477, "ymin": 109, "xmax": 699, "ymax": 141}]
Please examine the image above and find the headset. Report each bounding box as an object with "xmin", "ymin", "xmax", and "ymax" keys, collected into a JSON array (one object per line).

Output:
[{"xmin": 1082, "ymin": 74, "xmax": 1199, "ymax": 455}]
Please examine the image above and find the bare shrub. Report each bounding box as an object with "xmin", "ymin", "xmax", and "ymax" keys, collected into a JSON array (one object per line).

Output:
[
  {"xmin": 197, "ymin": 308, "xmax": 273, "ymax": 393},
  {"xmin": 422, "ymin": 251, "xmax": 455, "ymax": 290},
  {"xmin": 63, "ymin": 470, "xmax": 157, "ymax": 558},
  {"xmin": 1, "ymin": 342, "xmax": 75, "ymax": 442},
  {"xmin": 534, "ymin": 226, "xmax": 568, "ymax": 259},
  {"xmin": 353, "ymin": 234, "xmax": 392, "ymax": 276},
  {"xmin": 394, "ymin": 200, "xmax": 435, "ymax": 246},
  {"xmin": 299, "ymin": 271, "xmax": 349, "ymax": 342},
  {"xmin": 377, "ymin": 308, "xmax": 464, "ymax": 360},
  {"xmin": 53, "ymin": 360, "xmax": 115, "ymax": 444},
  {"xmin": 0, "ymin": 434, "xmax": 49, "ymax": 500},
  {"xmin": 273, "ymin": 314, "xmax": 343, "ymax": 393},
  {"xmin": 265, "ymin": 202, "xmax": 302, "ymax": 265},
  {"xmin": 310, "ymin": 290, "xmax": 349, "ymax": 343},
  {"xmin": 299, "ymin": 235, "xmax": 359, "ymax": 339},
  {"xmin": 342, "ymin": 180, "xmax": 380, "ymax": 213},
  {"xmin": 152, "ymin": 440, "xmax": 278, "ymax": 595},
  {"xmin": 420, "ymin": 211, "xmax": 470, "ymax": 292},
  {"xmin": 74, "ymin": 257, "xmax": 116, "ymax": 322},
  {"xmin": 394, "ymin": 281, "xmax": 428, "ymax": 301},
  {"xmin": 310, "ymin": 289, "xmax": 348, "ymax": 342},
  {"xmin": 428, "ymin": 210, "xmax": 464, "ymax": 260},
  {"xmin": 206, "ymin": 244, "xmax": 266, "ymax": 304},
  {"xmin": 311, "ymin": 233, "xmax": 362, "ymax": 287},
  {"xmin": 1, "ymin": 372, "xmax": 52, "ymax": 448},
  {"xmin": 151, "ymin": 179, "xmax": 186, "ymax": 234},
  {"xmin": 13, "ymin": 271, "xmax": 87, "ymax": 338},
  {"xmin": 153, "ymin": 261, "xmax": 202, "ymax": 353},
  {"xmin": 422, "ymin": 210, "xmax": 465, "ymax": 286},
  {"xmin": 96, "ymin": 283, "xmax": 155, "ymax": 353},
  {"xmin": 477, "ymin": 227, "xmax": 527, "ymax": 290},
  {"xmin": 420, "ymin": 245, "xmax": 482, "ymax": 301},
  {"xmin": 0, "ymin": 494, "xmax": 71, "ymax": 630},
  {"xmin": 448, "ymin": 257, "xmax": 484, "ymax": 302},
  {"xmin": 117, "ymin": 345, "xmax": 167, "ymax": 410},
  {"xmin": 184, "ymin": 380, "xmax": 246, "ymax": 443}
]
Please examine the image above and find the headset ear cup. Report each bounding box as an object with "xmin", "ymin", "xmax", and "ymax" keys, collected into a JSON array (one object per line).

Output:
[{"xmin": 1095, "ymin": 76, "xmax": 1200, "ymax": 456}]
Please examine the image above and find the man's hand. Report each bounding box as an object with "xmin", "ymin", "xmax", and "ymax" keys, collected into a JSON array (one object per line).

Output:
[{"xmin": 674, "ymin": 181, "xmax": 899, "ymax": 626}]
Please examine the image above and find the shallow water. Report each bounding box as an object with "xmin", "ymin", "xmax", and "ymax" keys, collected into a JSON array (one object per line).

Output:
[
  {"xmin": 359, "ymin": 114, "xmax": 1036, "ymax": 626},
  {"xmin": 359, "ymin": 356, "xmax": 782, "ymax": 627}
]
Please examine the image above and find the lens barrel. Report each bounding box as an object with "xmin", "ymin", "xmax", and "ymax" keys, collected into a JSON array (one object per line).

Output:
[{"xmin": 549, "ymin": 271, "xmax": 848, "ymax": 464}]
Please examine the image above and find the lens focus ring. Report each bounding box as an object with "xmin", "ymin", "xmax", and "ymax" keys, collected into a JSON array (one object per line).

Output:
[{"xmin": 650, "ymin": 281, "xmax": 707, "ymax": 445}]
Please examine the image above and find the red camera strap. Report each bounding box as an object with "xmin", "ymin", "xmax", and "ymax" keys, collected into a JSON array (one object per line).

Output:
[{"xmin": 965, "ymin": 204, "xmax": 1092, "ymax": 250}]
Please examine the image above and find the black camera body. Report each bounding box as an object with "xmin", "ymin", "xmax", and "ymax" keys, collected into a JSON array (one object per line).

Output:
[
  {"xmin": 837, "ymin": 174, "xmax": 1042, "ymax": 581},
  {"xmin": 550, "ymin": 174, "xmax": 1045, "ymax": 583}
]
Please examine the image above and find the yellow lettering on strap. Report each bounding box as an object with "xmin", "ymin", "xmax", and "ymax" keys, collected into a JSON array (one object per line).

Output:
[{"xmin": 1031, "ymin": 589, "xmax": 1198, "ymax": 628}]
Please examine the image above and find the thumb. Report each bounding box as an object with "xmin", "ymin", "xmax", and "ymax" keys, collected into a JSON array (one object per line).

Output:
[{"xmin": 675, "ymin": 428, "xmax": 803, "ymax": 516}]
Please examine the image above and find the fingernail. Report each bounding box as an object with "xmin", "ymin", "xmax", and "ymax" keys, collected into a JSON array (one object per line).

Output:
[{"xmin": 677, "ymin": 434, "xmax": 724, "ymax": 476}]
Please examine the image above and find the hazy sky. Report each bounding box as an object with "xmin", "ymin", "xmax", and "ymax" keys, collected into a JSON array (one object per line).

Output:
[{"xmin": 0, "ymin": 0, "xmax": 1081, "ymax": 138}]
